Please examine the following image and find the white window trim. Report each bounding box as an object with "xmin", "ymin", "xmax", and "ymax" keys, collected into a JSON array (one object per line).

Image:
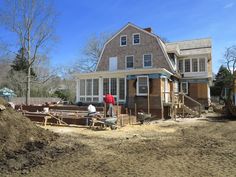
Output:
[
  {"xmin": 120, "ymin": 35, "xmax": 127, "ymax": 47},
  {"xmin": 136, "ymin": 75, "xmax": 149, "ymax": 96},
  {"xmin": 132, "ymin": 33, "xmax": 140, "ymax": 45},
  {"xmin": 181, "ymin": 82, "xmax": 188, "ymax": 94},
  {"xmin": 125, "ymin": 55, "xmax": 134, "ymax": 69},
  {"xmin": 180, "ymin": 57, "xmax": 208, "ymax": 74},
  {"xmin": 143, "ymin": 53, "xmax": 153, "ymax": 68}
]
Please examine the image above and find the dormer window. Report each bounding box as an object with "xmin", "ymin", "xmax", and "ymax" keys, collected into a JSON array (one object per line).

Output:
[
  {"xmin": 120, "ymin": 35, "xmax": 127, "ymax": 46},
  {"xmin": 133, "ymin": 33, "xmax": 140, "ymax": 45}
]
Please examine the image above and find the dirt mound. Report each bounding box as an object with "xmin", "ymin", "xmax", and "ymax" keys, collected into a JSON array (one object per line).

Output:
[{"xmin": 0, "ymin": 98, "xmax": 57, "ymax": 173}]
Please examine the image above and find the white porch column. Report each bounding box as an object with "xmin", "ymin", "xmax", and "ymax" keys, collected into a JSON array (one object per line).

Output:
[{"xmin": 99, "ymin": 77, "xmax": 103, "ymax": 102}]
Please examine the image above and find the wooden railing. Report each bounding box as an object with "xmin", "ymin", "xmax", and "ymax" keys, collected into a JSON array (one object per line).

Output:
[
  {"xmin": 162, "ymin": 91, "xmax": 202, "ymax": 117},
  {"xmin": 179, "ymin": 92, "xmax": 202, "ymax": 117}
]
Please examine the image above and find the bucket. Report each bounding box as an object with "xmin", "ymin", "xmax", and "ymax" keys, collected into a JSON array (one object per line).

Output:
[{"xmin": 43, "ymin": 107, "xmax": 49, "ymax": 113}]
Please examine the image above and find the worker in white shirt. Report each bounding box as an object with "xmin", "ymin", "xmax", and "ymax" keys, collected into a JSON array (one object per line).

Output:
[{"xmin": 87, "ymin": 104, "xmax": 96, "ymax": 116}]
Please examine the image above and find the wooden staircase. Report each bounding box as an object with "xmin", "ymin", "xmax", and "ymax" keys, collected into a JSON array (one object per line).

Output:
[
  {"xmin": 176, "ymin": 92, "xmax": 202, "ymax": 118},
  {"xmin": 182, "ymin": 104, "xmax": 199, "ymax": 116},
  {"xmin": 163, "ymin": 91, "xmax": 202, "ymax": 118}
]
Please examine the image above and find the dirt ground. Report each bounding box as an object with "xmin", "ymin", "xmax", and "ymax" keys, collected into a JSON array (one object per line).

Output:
[{"xmin": 1, "ymin": 116, "xmax": 236, "ymax": 177}]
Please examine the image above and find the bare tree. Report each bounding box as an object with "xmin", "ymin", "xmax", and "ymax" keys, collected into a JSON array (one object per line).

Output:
[
  {"xmin": 7, "ymin": 71, "xmax": 27, "ymax": 96},
  {"xmin": 225, "ymin": 45, "xmax": 236, "ymax": 76},
  {"xmin": 0, "ymin": 0, "xmax": 57, "ymax": 105},
  {"xmin": 221, "ymin": 45, "xmax": 236, "ymax": 103},
  {"xmin": 0, "ymin": 57, "xmax": 12, "ymax": 86},
  {"xmin": 75, "ymin": 33, "xmax": 111, "ymax": 73}
]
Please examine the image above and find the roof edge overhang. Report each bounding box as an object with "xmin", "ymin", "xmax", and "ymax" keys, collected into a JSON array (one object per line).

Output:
[{"xmin": 74, "ymin": 68, "xmax": 173, "ymax": 79}]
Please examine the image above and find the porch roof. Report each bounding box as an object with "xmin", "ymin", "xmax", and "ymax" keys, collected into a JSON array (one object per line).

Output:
[{"xmin": 74, "ymin": 68, "xmax": 173, "ymax": 79}]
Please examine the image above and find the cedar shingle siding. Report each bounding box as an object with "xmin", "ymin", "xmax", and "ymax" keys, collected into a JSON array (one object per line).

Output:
[{"xmin": 96, "ymin": 25, "xmax": 172, "ymax": 72}]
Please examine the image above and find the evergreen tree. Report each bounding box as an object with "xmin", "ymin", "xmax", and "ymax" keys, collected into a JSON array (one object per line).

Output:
[
  {"xmin": 10, "ymin": 48, "xmax": 36, "ymax": 77},
  {"xmin": 211, "ymin": 65, "xmax": 232, "ymax": 96}
]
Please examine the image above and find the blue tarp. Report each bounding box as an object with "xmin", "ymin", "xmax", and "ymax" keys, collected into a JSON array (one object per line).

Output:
[{"xmin": 0, "ymin": 87, "xmax": 17, "ymax": 98}]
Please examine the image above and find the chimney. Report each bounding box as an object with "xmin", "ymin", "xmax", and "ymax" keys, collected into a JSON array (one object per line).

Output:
[{"xmin": 143, "ymin": 27, "xmax": 152, "ymax": 33}]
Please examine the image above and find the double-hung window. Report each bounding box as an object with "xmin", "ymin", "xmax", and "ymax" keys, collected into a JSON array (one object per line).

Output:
[
  {"xmin": 184, "ymin": 59, "xmax": 190, "ymax": 72},
  {"xmin": 178, "ymin": 60, "xmax": 183, "ymax": 73},
  {"xmin": 137, "ymin": 76, "xmax": 149, "ymax": 96},
  {"xmin": 143, "ymin": 54, "xmax": 152, "ymax": 68},
  {"xmin": 120, "ymin": 35, "xmax": 127, "ymax": 46},
  {"xmin": 126, "ymin": 56, "xmax": 134, "ymax": 69},
  {"xmin": 133, "ymin": 33, "xmax": 140, "ymax": 45},
  {"xmin": 192, "ymin": 58, "xmax": 198, "ymax": 72},
  {"xmin": 199, "ymin": 58, "xmax": 206, "ymax": 72}
]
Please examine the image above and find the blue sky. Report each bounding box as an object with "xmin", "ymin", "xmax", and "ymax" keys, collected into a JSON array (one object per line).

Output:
[{"xmin": 1, "ymin": 0, "xmax": 236, "ymax": 73}]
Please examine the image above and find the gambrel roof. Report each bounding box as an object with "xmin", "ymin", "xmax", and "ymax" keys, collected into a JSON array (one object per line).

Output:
[{"xmin": 95, "ymin": 22, "xmax": 176, "ymax": 73}]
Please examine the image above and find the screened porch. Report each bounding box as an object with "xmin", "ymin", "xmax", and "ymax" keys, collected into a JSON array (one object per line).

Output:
[{"xmin": 76, "ymin": 77, "xmax": 126, "ymax": 103}]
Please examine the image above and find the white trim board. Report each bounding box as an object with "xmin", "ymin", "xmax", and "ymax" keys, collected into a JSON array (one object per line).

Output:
[{"xmin": 74, "ymin": 68, "xmax": 173, "ymax": 79}]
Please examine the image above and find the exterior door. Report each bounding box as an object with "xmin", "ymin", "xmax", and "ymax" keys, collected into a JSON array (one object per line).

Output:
[{"xmin": 109, "ymin": 57, "xmax": 117, "ymax": 71}]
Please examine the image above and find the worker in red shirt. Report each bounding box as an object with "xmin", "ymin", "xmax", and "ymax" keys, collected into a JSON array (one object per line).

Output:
[{"xmin": 104, "ymin": 93, "xmax": 115, "ymax": 117}]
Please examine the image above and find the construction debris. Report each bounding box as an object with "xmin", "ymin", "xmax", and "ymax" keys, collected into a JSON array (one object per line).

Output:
[
  {"xmin": 0, "ymin": 104, "xmax": 6, "ymax": 111},
  {"xmin": 0, "ymin": 98, "xmax": 57, "ymax": 172}
]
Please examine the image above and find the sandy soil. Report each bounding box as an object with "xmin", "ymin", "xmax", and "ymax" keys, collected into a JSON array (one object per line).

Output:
[{"xmin": 2, "ymin": 117, "xmax": 236, "ymax": 177}]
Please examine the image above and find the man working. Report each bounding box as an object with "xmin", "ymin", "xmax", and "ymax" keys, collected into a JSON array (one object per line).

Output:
[
  {"xmin": 87, "ymin": 104, "xmax": 96, "ymax": 116},
  {"xmin": 104, "ymin": 93, "xmax": 115, "ymax": 117}
]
